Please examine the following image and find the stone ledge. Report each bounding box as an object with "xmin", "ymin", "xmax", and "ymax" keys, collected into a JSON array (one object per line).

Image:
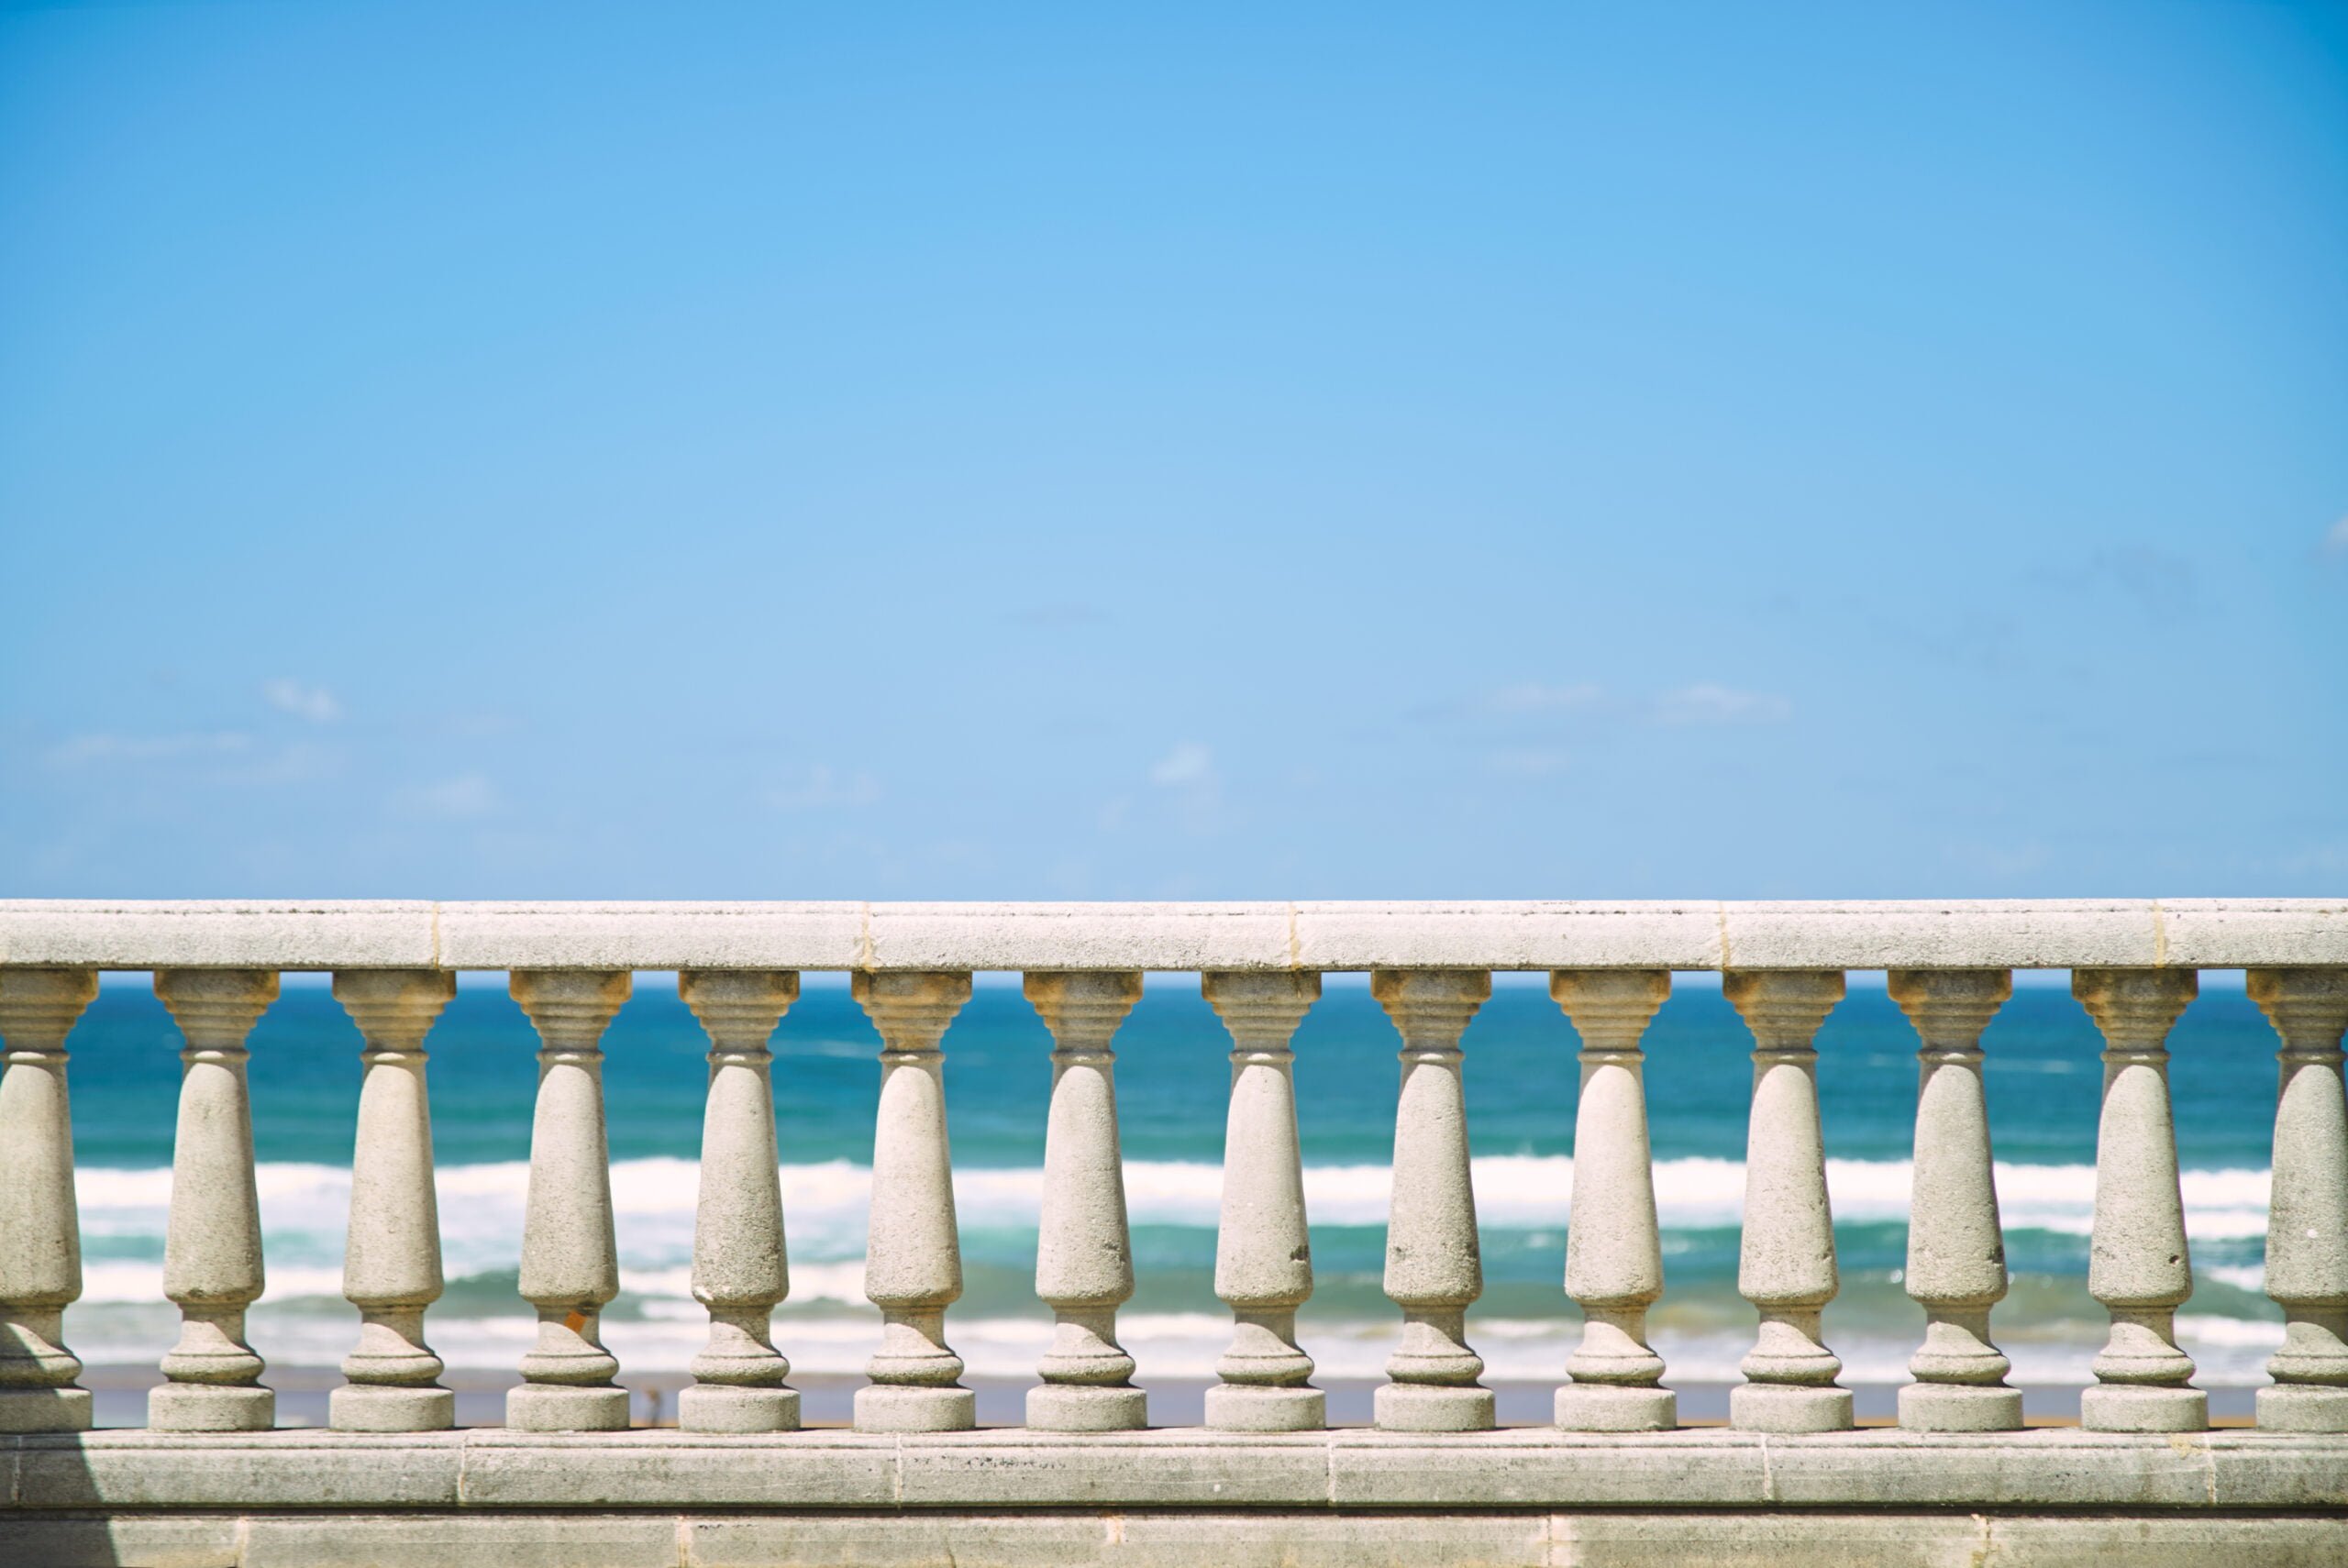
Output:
[
  {"xmin": 8, "ymin": 1429, "xmax": 2347, "ymax": 1513},
  {"xmin": 5, "ymin": 1507, "xmax": 2347, "ymax": 1568},
  {"xmin": 3, "ymin": 898, "xmax": 2343, "ymax": 971}
]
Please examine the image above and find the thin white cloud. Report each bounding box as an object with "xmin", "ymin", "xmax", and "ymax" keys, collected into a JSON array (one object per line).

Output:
[
  {"xmin": 1655, "ymin": 683, "xmax": 1793, "ymax": 725},
  {"xmin": 263, "ymin": 679, "xmax": 340, "ymax": 723},
  {"xmin": 1489, "ymin": 746, "xmax": 1572, "ymax": 778},
  {"xmin": 765, "ymin": 766, "xmax": 879, "ymax": 812},
  {"xmin": 44, "ymin": 732, "xmax": 251, "ymax": 767},
  {"xmin": 2325, "ymin": 516, "xmax": 2348, "ymax": 556},
  {"xmin": 1149, "ymin": 742, "xmax": 1215, "ymax": 789},
  {"xmin": 397, "ymin": 773, "xmax": 498, "ymax": 819},
  {"xmin": 1488, "ymin": 681, "xmax": 1603, "ymax": 714}
]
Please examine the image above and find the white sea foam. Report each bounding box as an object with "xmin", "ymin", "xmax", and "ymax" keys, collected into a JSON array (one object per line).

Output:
[{"xmin": 74, "ymin": 1154, "xmax": 2273, "ymax": 1260}]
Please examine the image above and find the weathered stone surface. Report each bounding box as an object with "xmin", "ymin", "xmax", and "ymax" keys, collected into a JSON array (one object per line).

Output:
[
  {"xmin": 8, "ymin": 1429, "xmax": 2348, "ymax": 1527},
  {"xmin": 7, "ymin": 899, "xmax": 2342, "ymax": 974},
  {"xmin": 0, "ymin": 901, "xmax": 437, "ymax": 970},
  {"xmin": 872, "ymin": 902, "xmax": 1292, "ymax": 972},
  {"xmin": 9, "ymin": 1505, "xmax": 2348, "ymax": 1568},
  {"xmin": 1296, "ymin": 901, "xmax": 1721, "ymax": 971},
  {"xmin": 440, "ymin": 901, "xmax": 864, "ymax": 972},
  {"xmin": 1722, "ymin": 900, "xmax": 2157, "ymax": 971}
]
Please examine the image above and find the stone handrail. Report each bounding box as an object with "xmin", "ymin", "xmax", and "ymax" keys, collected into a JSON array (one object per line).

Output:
[{"xmin": 3, "ymin": 899, "xmax": 2346, "ymax": 1565}]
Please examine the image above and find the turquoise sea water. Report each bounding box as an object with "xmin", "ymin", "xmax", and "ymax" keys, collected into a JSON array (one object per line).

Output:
[{"xmin": 53, "ymin": 972, "xmax": 2286, "ymax": 1387}]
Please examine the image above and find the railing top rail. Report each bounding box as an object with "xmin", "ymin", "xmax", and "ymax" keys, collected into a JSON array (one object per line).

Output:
[{"xmin": 1, "ymin": 898, "xmax": 2342, "ymax": 973}]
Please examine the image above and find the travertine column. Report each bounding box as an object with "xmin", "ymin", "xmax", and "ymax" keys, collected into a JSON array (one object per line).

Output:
[
  {"xmin": 1024, "ymin": 970, "xmax": 1147, "ymax": 1430},
  {"xmin": 1725, "ymin": 969, "xmax": 1852, "ymax": 1432},
  {"xmin": 329, "ymin": 969, "xmax": 457, "ymax": 1431},
  {"xmin": 1202, "ymin": 970, "xmax": 1324, "ymax": 1432},
  {"xmin": 1371, "ymin": 968, "xmax": 1495, "ymax": 1432},
  {"xmin": 2074, "ymin": 966, "xmax": 2205, "ymax": 1431},
  {"xmin": 507, "ymin": 969, "xmax": 632, "ymax": 1431},
  {"xmin": 2247, "ymin": 967, "xmax": 2348, "ymax": 1432},
  {"xmin": 678, "ymin": 969, "xmax": 802, "ymax": 1433},
  {"xmin": 853, "ymin": 970, "xmax": 977, "ymax": 1432},
  {"xmin": 151, "ymin": 968, "xmax": 280, "ymax": 1431},
  {"xmin": 0, "ymin": 968, "xmax": 99, "ymax": 1433},
  {"xmin": 1549, "ymin": 969, "xmax": 1676, "ymax": 1431},
  {"xmin": 1888, "ymin": 968, "xmax": 2021, "ymax": 1431}
]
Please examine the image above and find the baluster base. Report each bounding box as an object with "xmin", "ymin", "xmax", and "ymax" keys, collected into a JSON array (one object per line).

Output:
[
  {"xmin": 854, "ymin": 1384, "xmax": 977, "ymax": 1432},
  {"xmin": 1204, "ymin": 1384, "xmax": 1324, "ymax": 1431},
  {"xmin": 2255, "ymin": 1385, "xmax": 2348, "ymax": 1433},
  {"xmin": 1555, "ymin": 1383, "xmax": 1677, "ymax": 1431},
  {"xmin": 1898, "ymin": 1382, "xmax": 2021, "ymax": 1432},
  {"xmin": 0, "ymin": 1386, "xmax": 93, "ymax": 1433},
  {"xmin": 2079, "ymin": 1384, "xmax": 2207, "ymax": 1432},
  {"xmin": 149, "ymin": 1384, "xmax": 274, "ymax": 1432},
  {"xmin": 1730, "ymin": 1383, "xmax": 1853, "ymax": 1433},
  {"xmin": 505, "ymin": 1384, "xmax": 630, "ymax": 1431},
  {"xmin": 1373, "ymin": 1383, "xmax": 1495, "ymax": 1432},
  {"xmin": 329, "ymin": 1385, "xmax": 454, "ymax": 1432},
  {"xmin": 680, "ymin": 1385, "xmax": 802, "ymax": 1432},
  {"xmin": 1026, "ymin": 1384, "xmax": 1147, "ymax": 1431}
]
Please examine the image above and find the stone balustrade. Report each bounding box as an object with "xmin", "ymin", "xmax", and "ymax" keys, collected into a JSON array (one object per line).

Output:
[{"xmin": 2, "ymin": 899, "xmax": 2346, "ymax": 1566}]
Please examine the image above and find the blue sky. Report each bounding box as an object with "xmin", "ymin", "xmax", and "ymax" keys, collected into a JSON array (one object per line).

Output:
[{"xmin": 3, "ymin": 2, "xmax": 2342, "ymax": 900}]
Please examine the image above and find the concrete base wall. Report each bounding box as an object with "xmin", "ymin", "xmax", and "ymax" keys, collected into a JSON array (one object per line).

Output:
[
  {"xmin": 6, "ymin": 1429, "xmax": 2345, "ymax": 1565},
  {"xmin": 7, "ymin": 1508, "xmax": 2348, "ymax": 1568}
]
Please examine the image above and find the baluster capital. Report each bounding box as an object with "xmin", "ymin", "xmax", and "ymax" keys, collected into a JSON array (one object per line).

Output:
[
  {"xmin": 1550, "ymin": 969, "xmax": 1670, "ymax": 1057},
  {"xmin": 1888, "ymin": 968, "xmax": 2011, "ymax": 1058},
  {"xmin": 1203, "ymin": 970, "xmax": 1320, "ymax": 1058},
  {"xmin": 853, "ymin": 969, "xmax": 970, "ymax": 1055},
  {"xmin": 0, "ymin": 967, "xmax": 99, "ymax": 1058},
  {"xmin": 2247, "ymin": 968, "xmax": 2348, "ymax": 1061},
  {"xmin": 1024, "ymin": 970, "xmax": 1143, "ymax": 1060},
  {"xmin": 1724, "ymin": 970, "xmax": 1844, "ymax": 1058},
  {"xmin": 333, "ymin": 970, "xmax": 456, "ymax": 1060},
  {"xmin": 509, "ymin": 969, "xmax": 630, "ymax": 1056},
  {"xmin": 1371, "ymin": 968, "xmax": 1490, "ymax": 1059},
  {"xmin": 680, "ymin": 969, "xmax": 800, "ymax": 1058},
  {"xmin": 154, "ymin": 968, "xmax": 279, "ymax": 1056},
  {"xmin": 2072, "ymin": 968, "xmax": 2197, "ymax": 1058}
]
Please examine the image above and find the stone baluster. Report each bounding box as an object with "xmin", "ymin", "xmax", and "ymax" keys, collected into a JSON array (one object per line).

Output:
[
  {"xmin": 1888, "ymin": 968, "xmax": 2021, "ymax": 1431},
  {"xmin": 0, "ymin": 968, "xmax": 100, "ymax": 1433},
  {"xmin": 1201, "ymin": 970, "xmax": 1324, "ymax": 1431},
  {"xmin": 1549, "ymin": 969, "xmax": 1676, "ymax": 1431},
  {"xmin": 2073, "ymin": 966, "xmax": 2205, "ymax": 1431},
  {"xmin": 1024, "ymin": 970, "xmax": 1147, "ymax": 1430},
  {"xmin": 1724, "ymin": 969, "xmax": 1851, "ymax": 1432},
  {"xmin": 1371, "ymin": 968, "xmax": 1495, "ymax": 1431},
  {"xmin": 507, "ymin": 969, "xmax": 633, "ymax": 1431},
  {"xmin": 678, "ymin": 969, "xmax": 802, "ymax": 1433},
  {"xmin": 2246, "ymin": 967, "xmax": 2348, "ymax": 1432},
  {"xmin": 329, "ymin": 969, "xmax": 457, "ymax": 1431},
  {"xmin": 853, "ymin": 970, "xmax": 977, "ymax": 1432},
  {"xmin": 151, "ymin": 968, "xmax": 281, "ymax": 1431}
]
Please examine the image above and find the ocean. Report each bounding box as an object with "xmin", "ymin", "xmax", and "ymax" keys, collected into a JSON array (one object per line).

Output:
[{"xmin": 52, "ymin": 970, "xmax": 2286, "ymax": 1397}]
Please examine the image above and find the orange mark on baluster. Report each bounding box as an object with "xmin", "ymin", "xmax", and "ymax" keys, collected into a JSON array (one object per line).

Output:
[{"xmin": 564, "ymin": 1309, "xmax": 589, "ymax": 1334}]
